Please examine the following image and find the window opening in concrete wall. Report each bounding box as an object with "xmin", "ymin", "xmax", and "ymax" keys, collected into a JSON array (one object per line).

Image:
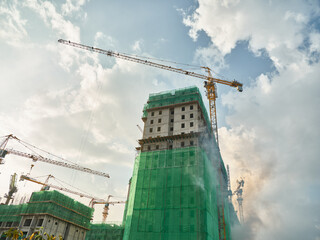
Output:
[
  {"xmin": 181, "ymin": 115, "xmax": 185, "ymax": 119},
  {"xmin": 24, "ymin": 219, "xmax": 32, "ymax": 227},
  {"xmin": 151, "ymin": 112, "xmax": 154, "ymax": 116},
  {"xmin": 190, "ymin": 122, "xmax": 194, "ymax": 127},
  {"xmin": 157, "ymin": 127, "xmax": 161, "ymax": 132},
  {"xmin": 190, "ymin": 113, "xmax": 194, "ymax": 118},
  {"xmin": 170, "ymin": 119, "xmax": 174, "ymax": 123},
  {"xmin": 55, "ymin": 222, "xmax": 58, "ymax": 225},
  {"xmin": 170, "ymin": 127, "xmax": 173, "ymax": 131},
  {"xmin": 150, "ymin": 120, "xmax": 154, "ymax": 124},
  {"xmin": 171, "ymin": 110, "xmax": 174, "ymax": 114},
  {"xmin": 149, "ymin": 128, "xmax": 153, "ymax": 133},
  {"xmin": 182, "ymin": 107, "xmax": 185, "ymax": 111},
  {"xmin": 159, "ymin": 111, "xmax": 162, "ymax": 115},
  {"xmin": 37, "ymin": 219, "xmax": 44, "ymax": 226},
  {"xmin": 156, "ymin": 145, "xmax": 159, "ymax": 150},
  {"xmin": 6, "ymin": 222, "xmax": 13, "ymax": 227},
  {"xmin": 158, "ymin": 119, "xmax": 161, "ymax": 123},
  {"xmin": 190, "ymin": 141, "xmax": 194, "ymax": 146},
  {"xmin": 181, "ymin": 123, "xmax": 185, "ymax": 128},
  {"xmin": 190, "ymin": 105, "xmax": 193, "ymax": 110}
]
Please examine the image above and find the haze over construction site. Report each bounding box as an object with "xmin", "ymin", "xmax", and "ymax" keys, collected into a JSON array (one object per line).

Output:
[{"xmin": 0, "ymin": 0, "xmax": 320, "ymax": 239}]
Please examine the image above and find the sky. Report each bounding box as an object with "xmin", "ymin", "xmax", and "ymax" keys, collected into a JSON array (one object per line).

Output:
[{"xmin": 0, "ymin": 0, "xmax": 319, "ymax": 239}]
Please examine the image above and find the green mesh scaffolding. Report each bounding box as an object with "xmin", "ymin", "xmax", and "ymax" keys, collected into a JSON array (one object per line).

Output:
[
  {"xmin": 142, "ymin": 86, "xmax": 211, "ymax": 132},
  {"xmin": 85, "ymin": 223, "xmax": 124, "ymax": 240},
  {"xmin": 0, "ymin": 191, "xmax": 93, "ymax": 229},
  {"xmin": 123, "ymin": 147, "xmax": 227, "ymax": 240},
  {"xmin": 0, "ymin": 204, "xmax": 27, "ymax": 222}
]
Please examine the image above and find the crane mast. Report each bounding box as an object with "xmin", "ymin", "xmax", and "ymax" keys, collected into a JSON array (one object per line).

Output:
[
  {"xmin": 234, "ymin": 179, "xmax": 245, "ymax": 224},
  {"xmin": 58, "ymin": 39, "xmax": 243, "ymax": 145},
  {"xmin": 20, "ymin": 174, "xmax": 102, "ymax": 202},
  {"xmin": 4, "ymin": 173, "xmax": 18, "ymax": 205},
  {"xmin": 58, "ymin": 39, "xmax": 243, "ymax": 240},
  {"xmin": 0, "ymin": 135, "xmax": 110, "ymax": 178},
  {"xmin": 91, "ymin": 195, "xmax": 126, "ymax": 222}
]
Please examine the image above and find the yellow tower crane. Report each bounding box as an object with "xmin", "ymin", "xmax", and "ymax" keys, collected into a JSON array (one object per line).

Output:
[
  {"xmin": 58, "ymin": 39, "xmax": 243, "ymax": 147},
  {"xmin": 58, "ymin": 39, "xmax": 243, "ymax": 240}
]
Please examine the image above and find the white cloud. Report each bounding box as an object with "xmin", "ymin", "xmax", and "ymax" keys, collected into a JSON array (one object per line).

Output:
[
  {"xmin": 132, "ymin": 39, "xmax": 143, "ymax": 52},
  {"xmin": 61, "ymin": 0, "xmax": 87, "ymax": 17},
  {"xmin": 309, "ymin": 32, "xmax": 320, "ymax": 53},
  {"xmin": 0, "ymin": 0, "xmax": 27, "ymax": 47},
  {"xmin": 194, "ymin": 44, "xmax": 227, "ymax": 71},
  {"xmin": 184, "ymin": 0, "xmax": 320, "ymax": 239},
  {"xmin": 183, "ymin": 0, "xmax": 316, "ymax": 69},
  {"xmin": 24, "ymin": 0, "xmax": 80, "ymax": 42}
]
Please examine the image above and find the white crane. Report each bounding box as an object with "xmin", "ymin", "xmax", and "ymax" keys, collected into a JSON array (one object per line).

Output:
[
  {"xmin": 234, "ymin": 179, "xmax": 245, "ymax": 223},
  {"xmin": 0, "ymin": 134, "xmax": 110, "ymax": 178}
]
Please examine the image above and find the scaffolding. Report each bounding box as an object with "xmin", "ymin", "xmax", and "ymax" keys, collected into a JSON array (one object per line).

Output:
[
  {"xmin": 85, "ymin": 223, "xmax": 124, "ymax": 240},
  {"xmin": 123, "ymin": 147, "xmax": 232, "ymax": 240},
  {"xmin": 142, "ymin": 86, "xmax": 212, "ymax": 132},
  {"xmin": 0, "ymin": 191, "xmax": 93, "ymax": 229}
]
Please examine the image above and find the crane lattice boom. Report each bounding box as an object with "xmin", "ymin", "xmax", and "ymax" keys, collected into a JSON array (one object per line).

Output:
[
  {"xmin": 58, "ymin": 39, "xmax": 243, "ymax": 240},
  {"xmin": 20, "ymin": 174, "xmax": 103, "ymax": 201},
  {"xmin": 58, "ymin": 39, "xmax": 243, "ymax": 145},
  {"xmin": 0, "ymin": 135, "xmax": 110, "ymax": 178}
]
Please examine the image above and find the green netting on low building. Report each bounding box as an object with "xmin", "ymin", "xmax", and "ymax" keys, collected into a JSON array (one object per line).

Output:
[
  {"xmin": 0, "ymin": 204, "xmax": 27, "ymax": 222},
  {"xmin": 29, "ymin": 191, "xmax": 93, "ymax": 217},
  {"xmin": 27, "ymin": 191, "xmax": 93, "ymax": 229},
  {"xmin": 85, "ymin": 223, "xmax": 124, "ymax": 240},
  {"xmin": 0, "ymin": 191, "xmax": 93, "ymax": 229},
  {"xmin": 142, "ymin": 86, "xmax": 211, "ymax": 132},
  {"xmin": 123, "ymin": 147, "xmax": 222, "ymax": 240}
]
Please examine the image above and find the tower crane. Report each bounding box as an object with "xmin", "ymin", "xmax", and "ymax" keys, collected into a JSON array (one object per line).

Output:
[
  {"xmin": 90, "ymin": 195, "xmax": 126, "ymax": 223},
  {"xmin": 234, "ymin": 179, "xmax": 245, "ymax": 224},
  {"xmin": 0, "ymin": 134, "xmax": 110, "ymax": 178},
  {"xmin": 57, "ymin": 39, "xmax": 243, "ymax": 146},
  {"xmin": 20, "ymin": 174, "xmax": 103, "ymax": 203},
  {"xmin": 3, "ymin": 173, "xmax": 18, "ymax": 205},
  {"xmin": 58, "ymin": 39, "xmax": 243, "ymax": 240}
]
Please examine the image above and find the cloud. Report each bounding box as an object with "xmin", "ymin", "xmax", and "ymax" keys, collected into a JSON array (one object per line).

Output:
[
  {"xmin": 184, "ymin": 0, "xmax": 320, "ymax": 239},
  {"xmin": 0, "ymin": 0, "xmax": 27, "ymax": 47},
  {"xmin": 183, "ymin": 0, "xmax": 318, "ymax": 69},
  {"xmin": 24, "ymin": 0, "xmax": 80, "ymax": 42},
  {"xmin": 61, "ymin": 0, "xmax": 87, "ymax": 17}
]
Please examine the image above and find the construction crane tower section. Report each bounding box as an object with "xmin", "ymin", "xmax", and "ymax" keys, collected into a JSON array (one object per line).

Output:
[
  {"xmin": 58, "ymin": 39, "xmax": 243, "ymax": 240},
  {"xmin": 20, "ymin": 174, "xmax": 103, "ymax": 203},
  {"xmin": 0, "ymin": 134, "xmax": 110, "ymax": 178},
  {"xmin": 57, "ymin": 39, "xmax": 243, "ymax": 146}
]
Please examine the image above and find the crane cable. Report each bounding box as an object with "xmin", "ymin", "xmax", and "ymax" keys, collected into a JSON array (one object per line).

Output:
[{"xmin": 12, "ymin": 137, "xmax": 82, "ymax": 166}]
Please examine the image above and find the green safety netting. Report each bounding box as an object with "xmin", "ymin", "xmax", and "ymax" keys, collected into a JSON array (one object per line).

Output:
[
  {"xmin": 28, "ymin": 191, "xmax": 93, "ymax": 229},
  {"xmin": 0, "ymin": 191, "xmax": 93, "ymax": 229},
  {"xmin": 29, "ymin": 190, "xmax": 93, "ymax": 217},
  {"xmin": 142, "ymin": 86, "xmax": 212, "ymax": 132},
  {"xmin": 123, "ymin": 147, "xmax": 227, "ymax": 240},
  {"xmin": 85, "ymin": 223, "xmax": 124, "ymax": 240},
  {"xmin": 0, "ymin": 204, "xmax": 27, "ymax": 222}
]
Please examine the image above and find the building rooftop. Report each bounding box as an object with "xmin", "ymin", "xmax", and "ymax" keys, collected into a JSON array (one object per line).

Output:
[{"xmin": 142, "ymin": 86, "xmax": 211, "ymax": 132}]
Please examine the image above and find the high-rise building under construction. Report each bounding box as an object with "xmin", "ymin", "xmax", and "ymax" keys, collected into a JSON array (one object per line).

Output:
[{"xmin": 122, "ymin": 86, "xmax": 237, "ymax": 240}]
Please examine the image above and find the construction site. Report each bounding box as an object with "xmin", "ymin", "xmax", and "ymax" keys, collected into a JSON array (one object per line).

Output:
[{"xmin": 0, "ymin": 40, "xmax": 245, "ymax": 240}]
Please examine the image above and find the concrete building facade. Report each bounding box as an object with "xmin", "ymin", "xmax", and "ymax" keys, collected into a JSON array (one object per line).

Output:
[{"xmin": 123, "ymin": 86, "xmax": 235, "ymax": 240}]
